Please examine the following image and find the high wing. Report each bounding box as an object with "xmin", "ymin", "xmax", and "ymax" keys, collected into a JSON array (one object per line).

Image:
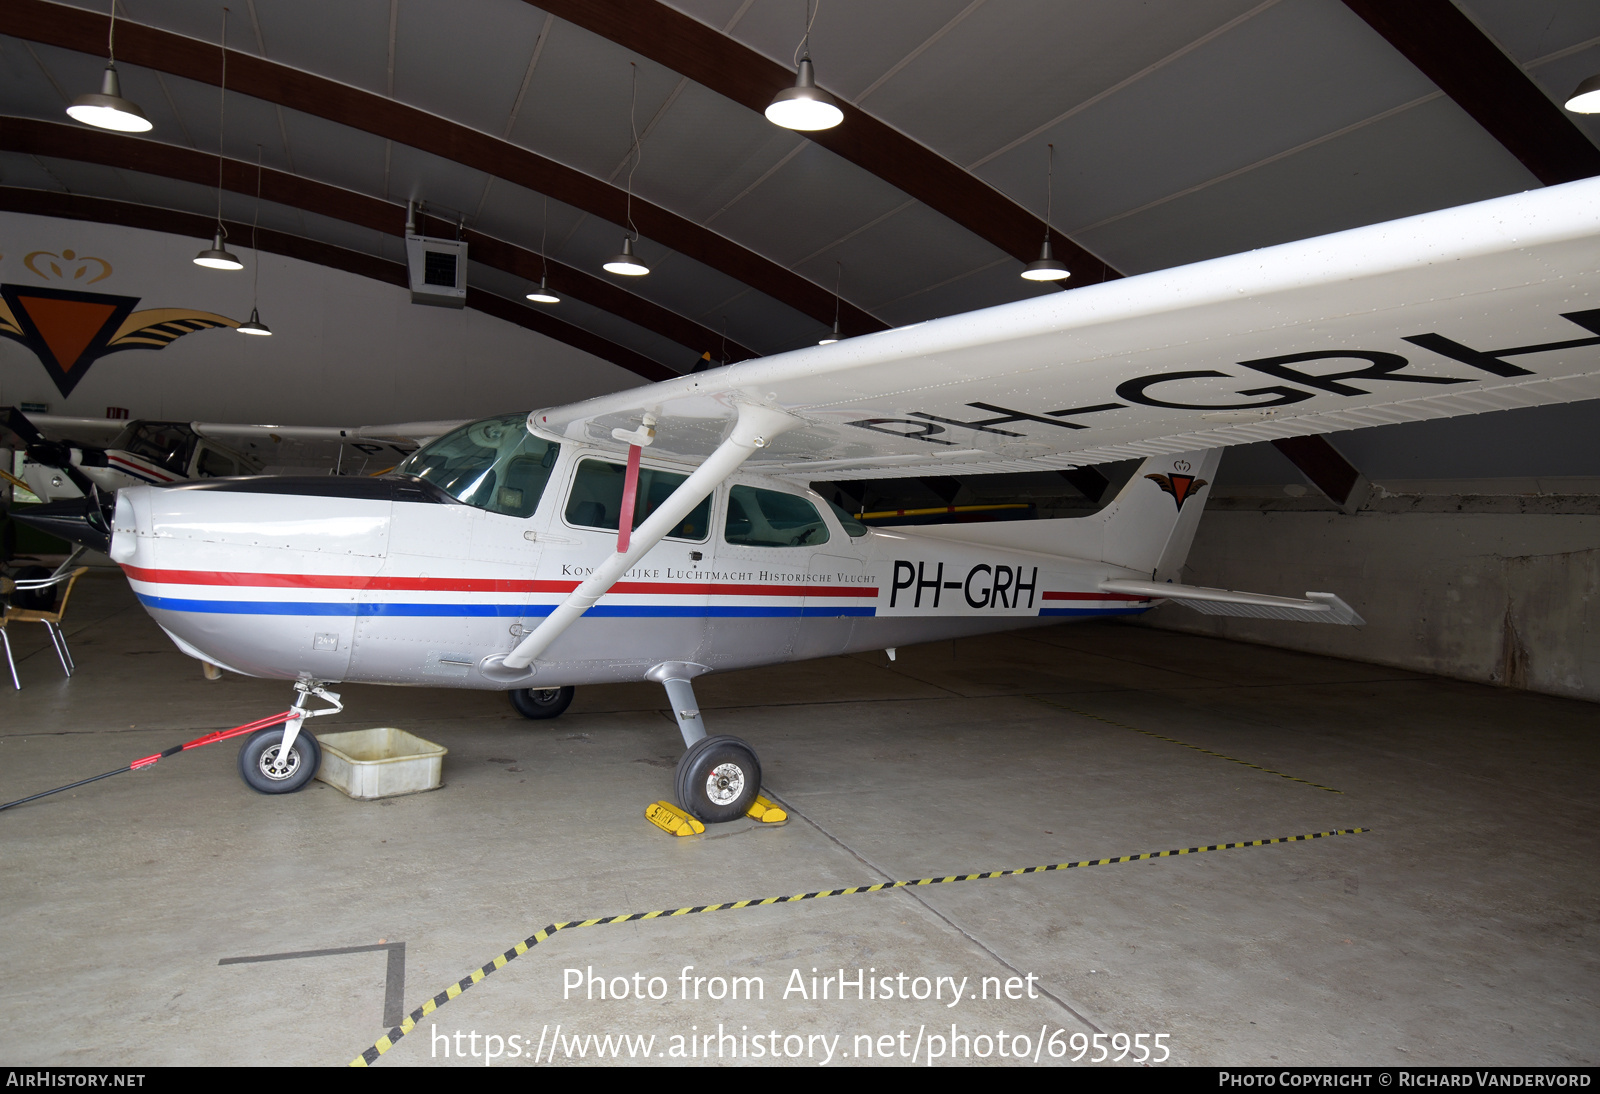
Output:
[
  {"xmin": 5, "ymin": 413, "xmax": 468, "ymax": 486},
  {"xmin": 188, "ymin": 420, "xmax": 467, "ymax": 446},
  {"xmin": 532, "ymin": 178, "xmax": 1600, "ymax": 479},
  {"xmin": 14, "ymin": 415, "xmax": 129, "ymax": 446},
  {"xmin": 188, "ymin": 420, "xmax": 467, "ymax": 474}
]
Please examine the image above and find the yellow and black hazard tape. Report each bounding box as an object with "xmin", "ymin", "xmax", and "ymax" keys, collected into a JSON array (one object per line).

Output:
[
  {"xmin": 1029, "ymin": 695, "xmax": 1344, "ymax": 793},
  {"xmin": 351, "ymin": 826, "xmax": 1365, "ymax": 1066}
]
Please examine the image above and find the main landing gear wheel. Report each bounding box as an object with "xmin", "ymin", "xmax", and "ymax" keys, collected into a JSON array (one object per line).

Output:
[
  {"xmin": 675, "ymin": 735, "xmax": 761, "ymax": 824},
  {"xmin": 238, "ymin": 726, "xmax": 322, "ymax": 794},
  {"xmin": 508, "ymin": 685, "xmax": 575, "ymax": 720}
]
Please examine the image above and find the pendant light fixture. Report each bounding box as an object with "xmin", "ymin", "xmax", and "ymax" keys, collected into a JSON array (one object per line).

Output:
[
  {"xmin": 194, "ymin": 10, "xmax": 242, "ymax": 271},
  {"xmin": 1021, "ymin": 143, "xmax": 1070, "ymax": 282},
  {"xmin": 66, "ymin": 2, "xmax": 152, "ymax": 133},
  {"xmin": 766, "ymin": 1, "xmax": 842, "ymax": 132},
  {"xmin": 527, "ymin": 196, "xmax": 561, "ymax": 303},
  {"xmin": 818, "ymin": 262, "xmax": 842, "ymax": 344},
  {"xmin": 237, "ymin": 147, "xmax": 272, "ymax": 335},
  {"xmin": 603, "ymin": 64, "xmax": 650, "ymax": 277},
  {"xmin": 1566, "ymin": 74, "xmax": 1600, "ymax": 113},
  {"xmin": 237, "ymin": 306, "xmax": 271, "ymax": 335}
]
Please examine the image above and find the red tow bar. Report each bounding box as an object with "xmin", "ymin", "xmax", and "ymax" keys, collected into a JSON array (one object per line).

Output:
[{"xmin": 0, "ymin": 709, "xmax": 296, "ymax": 812}]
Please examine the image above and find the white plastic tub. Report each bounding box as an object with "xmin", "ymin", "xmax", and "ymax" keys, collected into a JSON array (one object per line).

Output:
[{"xmin": 314, "ymin": 727, "xmax": 447, "ymax": 800}]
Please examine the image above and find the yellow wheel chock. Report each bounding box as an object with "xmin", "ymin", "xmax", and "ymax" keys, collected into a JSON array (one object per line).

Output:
[
  {"xmin": 745, "ymin": 795, "xmax": 786, "ymax": 823},
  {"xmin": 645, "ymin": 795, "xmax": 786, "ymax": 835},
  {"xmin": 646, "ymin": 800, "xmax": 705, "ymax": 836}
]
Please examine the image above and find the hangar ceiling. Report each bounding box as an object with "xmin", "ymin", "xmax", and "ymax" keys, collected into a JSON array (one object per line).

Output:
[{"xmin": 2, "ymin": 0, "xmax": 1598, "ymax": 381}]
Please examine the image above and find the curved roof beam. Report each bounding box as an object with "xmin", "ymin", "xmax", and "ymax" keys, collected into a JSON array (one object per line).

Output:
[
  {"xmin": 1340, "ymin": 0, "xmax": 1600, "ymax": 186},
  {"xmin": 0, "ymin": 118, "xmax": 760, "ymax": 366},
  {"xmin": 5, "ymin": 0, "xmax": 886, "ymax": 336},
  {"xmin": 532, "ymin": 0, "xmax": 1120, "ymax": 282},
  {"xmin": 0, "ymin": 187, "xmax": 676, "ymax": 382}
]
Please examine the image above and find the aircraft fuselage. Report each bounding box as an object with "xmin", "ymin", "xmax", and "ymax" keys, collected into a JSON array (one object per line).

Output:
[{"xmin": 108, "ymin": 448, "xmax": 1152, "ymax": 688}]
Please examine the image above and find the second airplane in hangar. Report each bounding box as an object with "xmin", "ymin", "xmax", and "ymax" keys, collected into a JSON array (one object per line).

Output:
[{"xmin": 25, "ymin": 179, "xmax": 1600, "ymax": 822}]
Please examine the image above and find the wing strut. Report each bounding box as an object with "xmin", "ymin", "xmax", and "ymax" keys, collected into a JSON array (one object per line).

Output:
[{"xmin": 486, "ymin": 403, "xmax": 799, "ymax": 679}]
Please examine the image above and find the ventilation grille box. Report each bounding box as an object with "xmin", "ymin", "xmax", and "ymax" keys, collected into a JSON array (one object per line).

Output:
[{"xmin": 405, "ymin": 234, "xmax": 467, "ymax": 308}]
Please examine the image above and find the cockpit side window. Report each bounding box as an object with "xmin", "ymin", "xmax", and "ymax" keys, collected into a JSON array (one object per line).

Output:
[
  {"xmin": 563, "ymin": 458, "xmax": 710, "ymax": 541},
  {"xmin": 395, "ymin": 415, "xmax": 559, "ymax": 518}
]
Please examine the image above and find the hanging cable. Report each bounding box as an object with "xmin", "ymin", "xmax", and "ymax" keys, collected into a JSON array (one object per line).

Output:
[
  {"xmin": 237, "ymin": 145, "xmax": 271, "ymax": 333},
  {"xmin": 1021, "ymin": 142, "xmax": 1070, "ymax": 282},
  {"xmin": 625, "ymin": 62, "xmax": 641, "ymax": 243},
  {"xmin": 603, "ymin": 63, "xmax": 650, "ymax": 275},
  {"xmin": 794, "ymin": 0, "xmax": 821, "ymax": 67},
  {"xmin": 194, "ymin": 9, "xmax": 242, "ymax": 268},
  {"xmin": 214, "ymin": 9, "xmax": 229, "ymax": 237}
]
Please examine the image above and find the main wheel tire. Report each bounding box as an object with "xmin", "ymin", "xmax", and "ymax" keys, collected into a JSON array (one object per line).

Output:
[
  {"xmin": 675, "ymin": 734, "xmax": 761, "ymax": 823},
  {"xmin": 238, "ymin": 726, "xmax": 322, "ymax": 794},
  {"xmin": 508, "ymin": 685, "xmax": 575, "ymax": 720}
]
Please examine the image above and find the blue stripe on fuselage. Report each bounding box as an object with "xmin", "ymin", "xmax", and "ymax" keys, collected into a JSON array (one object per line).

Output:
[{"xmin": 135, "ymin": 594, "xmax": 877, "ymax": 619}]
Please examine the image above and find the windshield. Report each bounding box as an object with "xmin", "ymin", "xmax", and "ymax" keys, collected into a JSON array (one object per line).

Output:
[
  {"xmin": 396, "ymin": 414, "xmax": 559, "ymax": 518},
  {"xmin": 114, "ymin": 421, "xmax": 197, "ymax": 475}
]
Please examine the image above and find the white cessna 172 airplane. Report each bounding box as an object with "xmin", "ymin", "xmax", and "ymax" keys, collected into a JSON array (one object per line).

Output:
[{"xmin": 19, "ymin": 178, "xmax": 1600, "ymax": 823}]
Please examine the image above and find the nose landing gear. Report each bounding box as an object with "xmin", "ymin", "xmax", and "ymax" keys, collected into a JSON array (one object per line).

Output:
[
  {"xmin": 237, "ymin": 678, "xmax": 342, "ymax": 794},
  {"xmin": 238, "ymin": 726, "xmax": 323, "ymax": 794}
]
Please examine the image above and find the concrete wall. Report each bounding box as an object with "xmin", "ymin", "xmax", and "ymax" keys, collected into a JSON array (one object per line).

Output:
[
  {"xmin": 1158, "ymin": 403, "xmax": 1600, "ymax": 703},
  {"xmin": 1152, "ymin": 493, "xmax": 1599, "ymax": 703},
  {"xmin": 0, "ymin": 212, "xmax": 645, "ymax": 425}
]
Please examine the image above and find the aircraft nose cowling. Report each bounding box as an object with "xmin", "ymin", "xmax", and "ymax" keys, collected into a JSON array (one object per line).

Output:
[
  {"xmin": 9, "ymin": 496, "xmax": 113, "ymax": 554},
  {"xmin": 119, "ymin": 477, "xmax": 401, "ymax": 681}
]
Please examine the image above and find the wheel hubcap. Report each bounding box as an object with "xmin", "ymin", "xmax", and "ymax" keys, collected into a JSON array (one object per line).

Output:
[
  {"xmin": 705, "ymin": 762, "xmax": 745, "ymax": 805},
  {"xmin": 258, "ymin": 743, "xmax": 300, "ymax": 781}
]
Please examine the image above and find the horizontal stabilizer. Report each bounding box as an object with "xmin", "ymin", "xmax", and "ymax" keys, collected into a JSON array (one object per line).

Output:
[{"xmin": 1099, "ymin": 580, "xmax": 1364, "ymax": 626}]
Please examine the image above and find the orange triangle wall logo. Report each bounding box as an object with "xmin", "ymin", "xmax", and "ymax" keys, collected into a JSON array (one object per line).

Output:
[
  {"xmin": 0, "ymin": 284, "xmax": 241, "ymax": 397},
  {"xmin": 0, "ymin": 285, "xmax": 137, "ymax": 396}
]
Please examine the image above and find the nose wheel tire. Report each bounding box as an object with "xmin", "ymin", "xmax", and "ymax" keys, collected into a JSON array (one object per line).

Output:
[
  {"xmin": 508, "ymin": 685, "xmax": 575, "ymax": 720},
  {"xmin": 238, "ymin": 726, "xmax": 322, "ymax": 794},
  {"xmin": 675, "ymin": 735, "xmax": 761, "ymax": 823}
]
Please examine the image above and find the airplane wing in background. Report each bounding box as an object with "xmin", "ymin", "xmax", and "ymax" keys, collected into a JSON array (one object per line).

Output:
[
  {"xmin": 532, "ymin": 177, "xmax": 1600, "ymax": 481},
  {"xmin": 3, "ymin": 413, "xmax": 469, "ymax": 483},
  {"xmin": 189, "ymin": 420, "xmax": 468, "ymax": 473}
]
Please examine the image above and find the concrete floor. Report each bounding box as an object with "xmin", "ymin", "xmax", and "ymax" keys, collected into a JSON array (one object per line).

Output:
[{"xmin": 1, "ymin": 568, "xmax": 1595, "ymax": 1067}]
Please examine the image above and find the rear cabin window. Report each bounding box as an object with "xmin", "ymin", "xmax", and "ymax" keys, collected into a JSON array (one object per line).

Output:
[
  {"xmin": 724, "ymin": 486, "xmax": 830, "ymax": 548},
  {"xmin": 396, "ymin": 414, "xmax": 559, "ymax": 518},
  {"xmin": 564, "ymin": 458, "xmax": 710, "ymax": 542}
]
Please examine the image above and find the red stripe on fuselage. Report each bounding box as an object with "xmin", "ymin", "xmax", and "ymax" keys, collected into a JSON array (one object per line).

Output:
[
  {"xmin": 119, "ymin": 566, "xmax": 877, "ymax": 598},
  {"xmin": 108, "ymin": 454, "xmax": 178, "ymax": 481}
]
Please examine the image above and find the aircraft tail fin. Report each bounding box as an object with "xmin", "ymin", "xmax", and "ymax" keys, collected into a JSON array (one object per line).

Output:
[
  {"xmin": 902, "ymin": 448, "xmax": 1223, "ymax": 580},
  {"xmin": 1093, "ymin": 448, "xmax": 1222, "ymax": 580}
]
